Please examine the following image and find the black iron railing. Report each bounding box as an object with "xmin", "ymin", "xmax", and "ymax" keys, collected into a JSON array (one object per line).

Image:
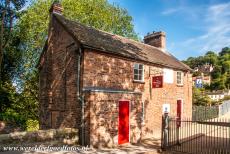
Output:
[
  {"xmin": 162, "ymin": 115, "xmax": 230, "ymax": 154},
  {"xmin": 192, "ymin": 105, "xmax": 219, "ymax": 121}
]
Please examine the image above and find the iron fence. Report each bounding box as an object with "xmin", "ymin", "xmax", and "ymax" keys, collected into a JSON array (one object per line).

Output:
[
  {"xmin": 192, "ymin": 105, "xmax": 219, "ymax": 121},
  {"xmin": 219, "ymin": 100, "xmax": 230, "ymax": 117},
  {"xmin": 162, "ymin": 115, "xmax": 230, "ymax": 154}
]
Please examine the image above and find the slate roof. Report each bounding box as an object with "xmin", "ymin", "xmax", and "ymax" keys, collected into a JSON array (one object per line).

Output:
[{"xmin": 53, "ymin": 14, "xmax": 191, "ymax": 71}]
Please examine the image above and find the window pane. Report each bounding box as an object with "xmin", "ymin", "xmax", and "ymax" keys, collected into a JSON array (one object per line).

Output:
[
  {"xmin": 177, "ymin": 71, "xmax": 183, "ymax": 84},
  {"xmin": 139, "ymin": 75, "xmax": 143, "ymax": 81},
  {"xmin": 134, "ymin": 63, "xmax": 144, "ymax": 81},
  {"xmin": 139, "ymin": 69, "xmax": 143, "ymax": 75},
  {"xmin": 139, "ymin": 64, "xmax": 143, "ymax": 69},
  {"xmin": 134, "ymin": 64, "xmax": 139, "ymax": 69}
]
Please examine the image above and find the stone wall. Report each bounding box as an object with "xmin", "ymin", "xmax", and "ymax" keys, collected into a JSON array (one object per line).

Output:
[
  {"xmin": 84, "ymin": 92, "xmax": 142, "ymax": 147},
  {"xmin": 39, "ymin": 16, "xmax": 81, "ymax": 130},
  {"xmin": 0, "ymin": 128, "xmax": 78, "ymax": 145},
  {"xmin": 39, "ymin": 16, "xmax": 192, "ymax": 147},
  {"xmin": 83, "ymin": 49, "xmax": 192, "ymax": 141}
]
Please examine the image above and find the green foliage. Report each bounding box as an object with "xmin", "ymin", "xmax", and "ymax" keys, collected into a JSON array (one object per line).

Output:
[
  {"xmin": 0, "ymin": 0, "xmax": 26, "ymax": 77},
  {"xmin": 18, "ymin": 0, "xmax": 138, "ymax": 72},
  {"xmin": 26, "ymin": 119, "xmax": 39, "ymax": 131},
  {"xmin": 0, "ymin": 83, "xmax": 13, "ymax": 112},
  {"xmin": 204, "ymin": 51, "xmax": 218, "ymax": 66},
  {"xmin": 1, "ymin": 32, "xmax": 24, "ymax": 82},
  {"xmin": 192, "ymin": 71, "xmax": 201, "ymax": 77},
  {"xmin": 221, "ymin": 95, "xmax": 230, "ymax": 101},
  {"xmin": 192, "ymin": 105, "xmax": 219, "ymax": 121},
  {"xmin": 182, "ymin": 56, "xmax": 205, "ymax": 69},
  {"xmin": 0, "ymin": 109, "xmax": 27, "ymax": 129},
  {"xmin": 0, "ymin": 0, "xmax": 138, "ymax": 132},
  {"xmin": 0, "ymin": 70, "xmax": 38, "ymax": 130},
  {"xmin": 184, "ymin": 47, "xmax": 230, "ymax": 91},
  {"xmin": 219, "ymin": 47, "xmax": 230, "ymax": 56},
  {"xmin": 192, "ymin": 87, "xmax": 212, "ymax": 106}
]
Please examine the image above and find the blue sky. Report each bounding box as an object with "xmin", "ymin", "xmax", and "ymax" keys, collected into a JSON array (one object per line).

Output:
[{"xmin": 108, "ymin": 0, "xmax": 230, "ymax": 60}]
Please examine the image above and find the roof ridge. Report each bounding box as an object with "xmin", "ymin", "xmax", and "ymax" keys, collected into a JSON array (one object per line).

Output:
[
  {"xmin": 53, "ymin": 14, "xmax": 191, "ymax": 71},
  {"xmin": 55, "ymin": 14, "xmax": 167, "ymax": 53}
]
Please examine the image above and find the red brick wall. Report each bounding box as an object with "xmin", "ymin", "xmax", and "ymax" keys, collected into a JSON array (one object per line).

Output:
[
  {"xmin": 39, "ymin": 17, "xmax": 192, "ymax": 147},
  {"xmin": 39, "ymin": 16, "xmax": 81, "ymax": 130},
  {"xmin": 83, "ymin": 49, "xmax": 192, "ymax": 143},
  {"xmin": 84, "ymin": 92, "xmax": 142, "ymax": 147}
]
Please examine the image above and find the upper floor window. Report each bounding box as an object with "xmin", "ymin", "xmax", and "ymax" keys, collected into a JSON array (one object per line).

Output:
[
  {"xmin": 134, "ymin": 63, "xmax": 144, "ymax": 81},
  {"xmin": 176, "ymin": 71, "xmax": 183, "ymax": 85}
]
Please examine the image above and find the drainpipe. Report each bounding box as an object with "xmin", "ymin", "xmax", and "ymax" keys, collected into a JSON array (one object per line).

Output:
[{"xmin": 76, "ymin": 47, "xmax": 84, "ymax": 145}]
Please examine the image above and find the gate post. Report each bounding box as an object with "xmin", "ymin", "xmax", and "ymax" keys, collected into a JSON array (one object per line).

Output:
[
  {"xmin": 162, "ymin": 112, "xmax": 169, "ymax": 150},
  {"xmin": 176, "ymin": 117, "xmax": 181, "ymax": 145}
]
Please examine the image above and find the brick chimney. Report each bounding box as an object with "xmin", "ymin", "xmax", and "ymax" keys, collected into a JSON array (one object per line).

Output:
[
  {"xmin": 144, "ymin": 31, "xmax": 166, "ymax": 51},
  {"xmin": 49, "ymin": 0, "xmax": 63, "ymax": 15}
]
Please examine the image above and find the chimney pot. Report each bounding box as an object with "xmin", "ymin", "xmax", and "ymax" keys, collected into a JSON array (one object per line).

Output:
[
  {"xmin": 49, "ymin": 1, "xmax": 63, "ymax": 15},
  {"xmin": 144, "ymin": 31, "xmax": 166, "ymax": 51}
]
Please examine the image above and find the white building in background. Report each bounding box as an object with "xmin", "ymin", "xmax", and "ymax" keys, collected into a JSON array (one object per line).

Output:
[{"xmin": 206, "ymin": 90, "xmax": 230, "ymax": 101}]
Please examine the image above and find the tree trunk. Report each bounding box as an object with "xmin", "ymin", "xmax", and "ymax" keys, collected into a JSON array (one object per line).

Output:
[{"xmin": 0, "ymin": 0, "xmax": 9, "ymax": 82}]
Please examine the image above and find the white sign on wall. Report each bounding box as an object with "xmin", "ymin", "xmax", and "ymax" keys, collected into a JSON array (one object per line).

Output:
[
  {"xmin": 163, "ymin": 68, "xmax": 174, "ymax": 84},
  {"xmin": 162, "ymin": 104, "xmax": 170, "ymax": 113}
]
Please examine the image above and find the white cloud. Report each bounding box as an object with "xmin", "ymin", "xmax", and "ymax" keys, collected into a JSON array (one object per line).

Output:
[
  {"xmin": 161, "ymin": 8, "xmax": 182, "ymax": 15},
  {"xmin": 182, "ymin": 2, "xmax": 230, "ymax": 54}
]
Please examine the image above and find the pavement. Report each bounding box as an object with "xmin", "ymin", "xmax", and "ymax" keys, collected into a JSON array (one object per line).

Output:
[
  {"xmin": 220, "ymin": 111, "xmax": 230, "ymax": 118},
  {"xmin": 0, "ymin": 138, "xmax": 163, "ymax": 154}
]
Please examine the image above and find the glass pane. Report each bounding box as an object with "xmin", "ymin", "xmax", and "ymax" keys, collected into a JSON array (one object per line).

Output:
[
  {"xmin": 134, "ymin": 69, "xmax": 138, "ymax": 75},
  {"xmin": 139, "ymin": 70, "xmax": 143, "ymax": 75},
  {"xmin": 139, "ymin": 75, "xmax": 143, "ymax": 81},
  {"xmin": 134, "ymin": 64, "xmax": 139, "ymax": 69},
  {"xmin": 139, "ymin": 64, "xmax": 143, "ymax": 69},
  {"xmin": 134, "ymin": 75, "xmax": 138, "ymax": 80}
]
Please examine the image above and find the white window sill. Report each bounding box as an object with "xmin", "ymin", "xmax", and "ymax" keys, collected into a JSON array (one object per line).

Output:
[
  {"xmin": 133, "ymin": 80, "xmax": 145, "ymax": 84},
  {"xmin": 141, "ymin": 122, "xmax": 145, "ymax": 126}
]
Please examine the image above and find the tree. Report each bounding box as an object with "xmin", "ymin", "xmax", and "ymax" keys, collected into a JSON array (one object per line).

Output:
[
  {"xmin": 17, "ymin": 0, "xmax": 138, "ymax": 74},
  {"xmin": 192, "ymin": 87, "xmax": 211, "ymax": 106},
  {"xmin": 222, "ymin": 61, "xmax": 230, "ymax": 73},
  {"xmin": 219, "ymin": 47, "xmax": 230, "ymax": 56},
  {"xmin": 0, "ymin": 0, "xmax": 26, "ymax": 80},
  {"xmin": 204, "ymin": 51, "xmax": 218, "ymax": 66},
  {"xmin": 184, "ymin": 46, "xmax": 230, "ymax": 91},
  {"xmin": 182, "ymin": 56, "xmax": 206, "ymax": 69},
  {"xmin": 0, "ymin": 0, "xmax": 25, "ymax": 119},
  {"xmin": 0, "ymin": 0, "xmax": 139, "ymax": 128}
]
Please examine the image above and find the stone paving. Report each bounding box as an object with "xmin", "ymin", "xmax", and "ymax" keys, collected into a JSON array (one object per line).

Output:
[{"xmin": 0, "ymin": 138, "xmax": 163, "ymax": 154}]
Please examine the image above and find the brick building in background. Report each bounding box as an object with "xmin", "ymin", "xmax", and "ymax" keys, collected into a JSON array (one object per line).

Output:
[{"xmin": 38, "ymin": 2, "xmax": 192, "ymax": 147}]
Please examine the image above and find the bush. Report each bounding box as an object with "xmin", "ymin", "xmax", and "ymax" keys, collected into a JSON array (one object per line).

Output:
[
  {"xmin": 192, "ymin": 105, "xmax": 219, "ymax": 121},
  {"xmin": 0, "ymin": 109, "xmax": 27, "ymax": 129},
  {"xmin": 26, "ymin": 119, "xmax": 39, "ymax": 131}
]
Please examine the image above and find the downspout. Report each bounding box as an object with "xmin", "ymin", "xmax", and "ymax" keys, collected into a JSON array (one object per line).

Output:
[{"xmin": 76, "ymin": 47, "xmax": 84, "ymax": 146}]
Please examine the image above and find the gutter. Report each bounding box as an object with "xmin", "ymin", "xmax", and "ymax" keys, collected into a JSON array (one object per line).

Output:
[{"xmin": 76, "ymin": 47, "xmax": 85, "ymax": 146}]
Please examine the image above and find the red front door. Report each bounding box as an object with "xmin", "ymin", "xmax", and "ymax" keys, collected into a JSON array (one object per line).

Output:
[
  {"xmin": 177, "ymin": 100, "xmax": 182, "ymax": 118},
  {"xmin": 177, "ymin": 100, "xmax": 182, "ymax": 127},
  {"xmin": 118, "ymin": 101, "xmax": 129, "ymax": 144}
]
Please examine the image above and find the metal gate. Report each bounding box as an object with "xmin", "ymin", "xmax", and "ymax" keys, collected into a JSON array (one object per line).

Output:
[
  {"xmin": 161, "ymin": 114, "xmax": 230, "ymax": 154},
  {"xmin": 219, "ymin": 100, "xmax": 230, "ymax": 116}
]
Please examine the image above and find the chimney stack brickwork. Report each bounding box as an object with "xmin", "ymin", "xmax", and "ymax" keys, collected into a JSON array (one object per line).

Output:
[
  {"xmin": 143, "ymin": 31, "xmax": 166, "ymax": 51},
  {"xmin": 49, "ymin": 1, "xmax": 63, "ymax": 15}
]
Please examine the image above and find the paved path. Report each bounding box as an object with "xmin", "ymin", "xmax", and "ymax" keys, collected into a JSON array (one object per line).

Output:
[
  {"xmin": 220, "ymin": 111, "xmax": 230, "ymax": 118},
  {"xmin": 0, "ymin": 138, "xmax": 163, "ymax": 154}
]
